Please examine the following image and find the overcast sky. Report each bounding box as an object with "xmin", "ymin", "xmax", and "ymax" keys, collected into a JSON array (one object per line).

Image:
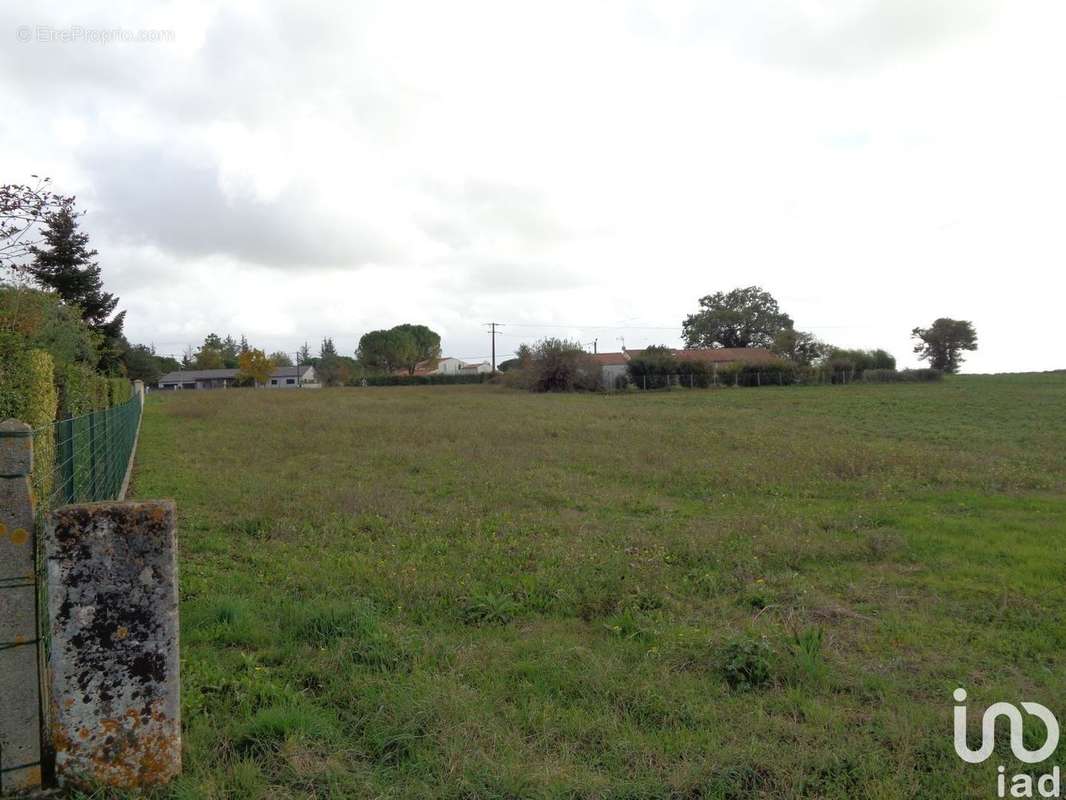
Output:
[{"xmin": 4, "ymin": 1, "xmax": 1064, "ymax": 371}]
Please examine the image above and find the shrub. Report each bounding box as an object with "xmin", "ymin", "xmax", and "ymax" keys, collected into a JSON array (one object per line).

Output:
[
  {"xmin": 57, "ymin": 368, "xmax": 109, "ymax": 412},
  {"xmin": 719, "ymin": 636, "xmax": 773, "ymax": 690},
  {"xmin": 90, "ymin": 375, "xmax": 109, "ymax": 410},
  {"xmin": 108, "ymin": 377, "xmax": 132, "ymax": 405},
  {"xmin": 677, "ymin": 359, "xmax": 712, "ymax": 388},
  {"xmin": 903, "ymin": 368, "xmax": 943, "ymax": 382},
  {"xmin": 0, "ymin": 337, "xmax": 58, "ymax": 501},
  {"xmin": 626, "ymin": 345, "xmax": 678, "ymax": 390},
  {"xmin": 0, "ymin": 287, "xmax": 98, "ymax": 369},
  {"xmin": 826, "ymin": 348, "xmax": 896, "ymax": 372},
  {"xmin": 714, "ymin": 360, "xmax": 796, "ymax": 387},
  {"xmin": 861, "ymin": 368, "xmax": 902, "ymax": 383},
  {"xmin": 496, "ymin": 367, "xmax": 536, "ymax": 391},
  {"xmin": 509, "ymin": 338, "xmax": 600, "ymax": 392},
  {"xmin": 862, "ymin": 368, "xmax": 944, "ymax": 383},
  {"xmin": 56, "ymin": 362, "xmax": 97, "ymax": 416}
]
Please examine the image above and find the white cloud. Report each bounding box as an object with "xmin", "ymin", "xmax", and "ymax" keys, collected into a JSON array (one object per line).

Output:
[{"xmin": 2, "ymin": 0, "xmax": 1064, "ymax": 371}]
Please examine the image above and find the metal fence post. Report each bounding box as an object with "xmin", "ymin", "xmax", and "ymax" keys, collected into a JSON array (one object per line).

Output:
[
  {"xmin": 58, "ymin": 415, "xmax": 74, "ymax": 506},
  {"xmin": 0, "ymin": 419, "xmax": 43, "ymax": 794},
  {"xmin": 87, "ymin": 412, "xmax": 97, "ymax": 498},
  {"xmin": 101, "ymin": 407, "xmax": 110, "ymax": 497}
]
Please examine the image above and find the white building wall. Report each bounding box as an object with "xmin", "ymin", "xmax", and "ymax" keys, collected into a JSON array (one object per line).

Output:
[
  {"xmin": 601, "ymin": 364, "xmax": 629, "ymax": 390},
  {"xmin": 434, "ymin": 358, "xmax": 465, "ymax": 375}
]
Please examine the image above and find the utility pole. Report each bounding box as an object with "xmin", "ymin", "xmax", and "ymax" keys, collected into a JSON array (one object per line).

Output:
[
  {"xmin": 485, "ymin": 322, "xmax": 503, "ymax": 373},
  {"xmin": 593, "ymin": 338, "xmax": 598, "ymax": 355}
]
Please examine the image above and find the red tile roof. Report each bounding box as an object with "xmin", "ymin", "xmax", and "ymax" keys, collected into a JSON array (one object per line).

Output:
[{"xmin": 587, "ymin": 352, "xmax": 629, "ymax": 366}]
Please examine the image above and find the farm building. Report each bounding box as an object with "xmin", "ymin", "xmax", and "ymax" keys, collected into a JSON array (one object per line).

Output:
[{"xmin": 156, "ymin": 364, "xmax": 318, "ymax": 390}]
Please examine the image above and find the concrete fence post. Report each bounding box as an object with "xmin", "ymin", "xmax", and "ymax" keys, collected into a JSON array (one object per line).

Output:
[
  {"xmin": 45, "ymin": 500, "xmax": 180, "ymax": 790},
  {"xmin": 119, "ymin": 382, "xmax": 146, "ymax": 501},
  {"xmin": 0, "ymin": 420, "xmax": 43, "ymax": 795}
]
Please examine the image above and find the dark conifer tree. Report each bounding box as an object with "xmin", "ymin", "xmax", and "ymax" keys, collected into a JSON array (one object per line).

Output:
[{"xmin": 28, "ymin": 206, "xmax": 126, "ymax": 372}]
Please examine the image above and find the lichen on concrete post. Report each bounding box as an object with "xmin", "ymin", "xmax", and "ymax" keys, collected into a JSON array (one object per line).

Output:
[
  {"xmin": 45, "ymin": 500, "xmax": 180, "ymax": 789},
  {"xmin": 0, "ymin": 419, "xmax": 43, "ymax": 795}
]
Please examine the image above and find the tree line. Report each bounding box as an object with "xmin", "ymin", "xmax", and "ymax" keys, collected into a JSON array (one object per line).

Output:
[
  {"xmin": 501, "ymin": 287, "xmax": 978, "ymax": 392},
  {"xmin": 682, "ymin": 286, "xmax": 977, "ymax": 373},
  {"xmin": 1, "ymin": 177, "xmax": 451, "ymax": 389},
  {"xmin": 159, "ymin": 324, "xmax": 446, "ymax": 387},
  {"xmin": 4, "ymin": 178, "xmax": 978, "ymax": 397}
]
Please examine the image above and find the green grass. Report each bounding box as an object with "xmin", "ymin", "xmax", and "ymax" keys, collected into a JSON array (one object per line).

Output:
[{"xmin": 125, "ymin": 375, "xmax": 1066, "ymax": 799}]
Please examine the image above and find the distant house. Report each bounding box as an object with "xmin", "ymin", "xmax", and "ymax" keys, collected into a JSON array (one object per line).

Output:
[
  {"xmin": 157, "ymin": 368, "xmax": 238, "ymax": 391},
  {"xmin": 157, "ymin": 364, "xmax": 318, "ymax": 390},
  {"xmin": 433, "ymin": 357, "xmax": 465, "ymax": 375},
  {"xmin": 263, "ymin": 365, "xmax": 319, "ymax": 388},
  {"xmin": 588, "ymin": 352, "xmax": 630, "ymax": 390},
  {"xmin": 397, "ymin": 357, "xmax": 491, "ymax": 377},
  {"xmin": 458, "ymin": 361, "xmax": 492, "ymax": 375}
]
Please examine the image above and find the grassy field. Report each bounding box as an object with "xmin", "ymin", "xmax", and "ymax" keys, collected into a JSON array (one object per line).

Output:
[{"xmin": 125, "ymin": 375, "xmax": 1066, "ymax": 799}]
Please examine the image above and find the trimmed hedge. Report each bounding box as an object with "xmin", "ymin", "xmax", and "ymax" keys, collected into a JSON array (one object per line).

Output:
[
  {"xmin": 0, "ymin": 336, "xmax": 58, "ymax": 502},
  {"xmin": 0, "ymin": 336, "xmax": 58, "ymax": 425},
  {"xmin": 108, "ymin": 377, "xmax": 133, "ymax": 406},
  {"xmin": 56, "ymin": 363, "xmax": 97, "ymax": 416},
  {"xmin": 862, "ymin": 368, "xmax": 944, "ymax": 383},
  {"xmin": 362, "ymin": 373, "xmax": 492, "ymax": 386},
  {"xmin": 624, "ymin": 362, "xmax": 944, "ymax": 389}
]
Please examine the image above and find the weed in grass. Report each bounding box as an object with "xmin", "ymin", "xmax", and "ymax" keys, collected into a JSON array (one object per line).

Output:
[
  {"xmin": 720, "ymin": 635, "xmax": 773, "ymax": 691},
  {"xmin": 788, "ymin": 626, "xmax": 827, "ymax": 686},
  {"xmin": 604, "ymin": 607, "xmax": 655, "ymax": 642},
  {"xmin": 682, "ymin": 569, "xmax": 728, "ymax": 598},
  {"xmin": 223, "ymin": 758, "xmax": 268, "ymax": 796},
  {"xmin": 289, "ymin": 600, "xmax": 377, "ymax": 647},
  {"xmin": 706, "ymin": 761, "xmax": 776, "ymax": 800},
  {"xmin": 237, "ymin": 704, "xmax": 339, "ymax": 753},
  {"xmin": 227, "ymin": 515, "xmax": 272, "ymax": 539},
  {"xmin": 461, "ymin": 591, "xmax": 521, "ymax": 625}
]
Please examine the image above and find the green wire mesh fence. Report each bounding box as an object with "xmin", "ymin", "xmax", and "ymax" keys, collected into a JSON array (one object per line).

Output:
[{"xmin": 31, "ymin": 393, "xmax": 143, "ymax": 514}]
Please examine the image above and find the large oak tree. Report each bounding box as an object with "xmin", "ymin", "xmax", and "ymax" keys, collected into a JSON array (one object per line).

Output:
[
  {"xmin": 682, "ymin": 286, "xmax": 793, "ymax": 349},
  {"xmin": 912, "ymin": 318, "xmax": 977, "ymax": 373}
]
